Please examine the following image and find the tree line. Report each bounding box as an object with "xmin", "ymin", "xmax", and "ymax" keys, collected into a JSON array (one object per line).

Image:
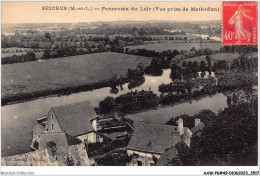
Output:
[
  {"xmin": 99, "ymin": 90, "xmax": 158, "ymax": 114},
  {"xmin": 2, "ymin": 52, "xmax": 36, "ymax": 65}
]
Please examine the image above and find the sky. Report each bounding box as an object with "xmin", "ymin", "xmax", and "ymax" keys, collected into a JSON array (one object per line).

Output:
[{"xmin": 2, "ymin": 1, "xmax": 222, "ymax": 24}]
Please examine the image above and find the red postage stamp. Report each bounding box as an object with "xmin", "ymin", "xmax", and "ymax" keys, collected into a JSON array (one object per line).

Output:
[{"xmin": 222, "ymin": 1, "xmax": 258, "ymax": 45}]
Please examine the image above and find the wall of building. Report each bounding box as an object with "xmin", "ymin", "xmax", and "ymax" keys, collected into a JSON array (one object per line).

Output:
[
  {"xmin": 92, "ymin": 119, "xmax": 97, "ymax": 131},
  {"xmin": 32, "ymin": 123, "xmax": 45, "ymax": 140},
  {"xmin": 184, "ymin": 128, "xmax": 193, "ymax": 147},
  {"xmin": 1, "ymin": 149, "xmax": 58, "ymax": 166},
  {"xmin": 31, "ymin": 123, "xmax": 47, "ymax": 150},
  {"xmin": 76, "ymin": 132, "xmax": 97, "ymax": 143},
  {"xmin": 127, "ymin": 149, "xmax": 161, "ymax": 166},
  {"xmin": 47, "ymin": 110, "xmax": 62, "ymax": 133},
  {"xmin": 2, "ymin": 144, "xmax": 90, "ymax": 166}
]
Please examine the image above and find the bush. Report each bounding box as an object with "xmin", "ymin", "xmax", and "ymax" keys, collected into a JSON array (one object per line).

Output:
[
  {"xmin": 160, "ymin": 93, "xmax": 188, "ymax": 105},
  {"xmin": 99, "ymin": 96, "xmax": 116, "ymax": 114},
  {"xmin": 2, "ymin": 52, "xmax": 36, "ymax": 64},
  {"xmin": 217, "ymin": 72, "xmax": 257, "ymax": 90},
  {"xmin": 94, "ymin": 149, "xmax": 131, "ymax": 166},
  {"xmin": 128, "ymin": 77, "xmax": 145, "ymax": 89},
  {"xmin": 115, "ymin": 90, "xmax": 158, "ymax": 113}
]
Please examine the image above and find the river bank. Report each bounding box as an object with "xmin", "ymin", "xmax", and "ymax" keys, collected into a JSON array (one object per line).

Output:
[
  {"xmin": 2, "ymin": 52, "xmax": 152, "ymax": 106},
  {"xmin": 2, "ymin": 78, "xmax": 129, "ymax": 106}
]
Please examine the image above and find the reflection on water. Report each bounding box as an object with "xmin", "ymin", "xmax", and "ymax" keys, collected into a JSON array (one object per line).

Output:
[
  {"xmin": 110, "ymin": 87, "xmax": 119, "ymax": 94},
  {"xmin": 129, "ymin": 93, "xmax": 228, "ymax": 125},
  {"xmin": 1, "ymin": 68, "xmax": 225, "ymax": 157},
  {"xmin": 128, "ymin": 77, "xmax": 145, "ymax": 90}
]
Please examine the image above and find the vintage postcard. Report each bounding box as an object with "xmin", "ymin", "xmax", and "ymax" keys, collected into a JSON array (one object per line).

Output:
[{"xmin": 0, "ymin": 0, "xmax": 258, "ymax": 175}]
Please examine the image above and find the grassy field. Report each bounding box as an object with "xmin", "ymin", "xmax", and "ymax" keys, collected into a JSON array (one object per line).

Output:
[
  {"xmin": 124, "ymin": 42, "xmax": 222, "ymax": 52},
  {"xmin": 1, "ymin": 47, "xmax": 43, "ymax": 58},
  {"xmin": 177, "ymin": 53, "xmax": 241, "ymax": 66},
  {"xmin": 2, "ymin": 52, "xmax": 152, "ymax": 101}
]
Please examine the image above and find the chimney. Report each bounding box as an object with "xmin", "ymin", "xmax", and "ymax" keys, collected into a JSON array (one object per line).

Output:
[
  {"xmin": 177, "ymin": 118, "xmax": 184, "ymax": 135},
  {"xmin": 195, "ymin": 118, "xmax": 201, "ymax": 126},
  {"xmin": 184, "ymin": 136, "xmax": 191, "ymax": 147}
]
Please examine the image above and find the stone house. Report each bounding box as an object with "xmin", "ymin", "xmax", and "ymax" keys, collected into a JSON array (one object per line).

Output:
[
  {"xmin": 31, "ymin": 101, "xmax": 104, "ymax": 151},
  {"xmin": 126, "ymin": 118, "xmax": 203, "ymax": 166}
]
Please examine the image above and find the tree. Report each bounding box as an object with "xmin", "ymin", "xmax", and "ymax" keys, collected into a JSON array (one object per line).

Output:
[
  {"xmin": 136, "ymin": 63, "xmax": 146, "ymax": 73},
  {"xmin": 182, "ymin": 61, "xmax": 187, "ymax": 68},
  {"xmin": 45, "ymin": 32, "xmax": 51, "ymax": 40},
  {"xmin": 151, "ymin": 58, "xmax": 163, "ymax": 69},
  {"xmin": 104, "ymin": 44, "xmax": 111, "ymax": 52},
  {"xmin": 109, "ymin": 74, "xmax": 120, "ymax": 88},
  {"xmin": 190, "ymin": 47, "xmax": 197, "ymax": 53},
  {"xmin": 184, "ymin": 80, "xmax": 194, "ymax": 95},
  {"xmin": 127, "ymin": 67, "xmax": 143, "ymax": 80},
  {"xmin": 193, "ymin": 109, "xmax": 216, "ymax": 126},
  {"xmin": 190, "ymin": 98, "xmax": 257, "ymax": 165},
  {"xmin": 43, "ymin": 49, "xmax": 51, "ymax": 59},
  {"xmin": 172, "ymin": 54, "xmax": 185, "ymax": 65},
  {"xmin": 206, "ymin": 55, "xmax": 211, "ymax": 68},
  {"xmin": 192, "ymin": 61, "xmax": 199, "ymax": 72},
  {"xmin": 27, "ymin": 52, "xmax": 36, "ymax": 60},
  {"xmin": 97, "ymin": 42, "xmax": 105, "ymax": 52},
  {"xmin": 170, "ymin": 64, "xmax": 182, "ymax": 81},
  {"xmin": 166, "ymin": 98, "xmax": 257, "ymax": 166},
  {"xmin": 200, "ymin": 60, "xmax": 206, "ymax": 71},
  {"xmin": 145, "ymin": 58, "xmax": 163, "ymax": 76},
  {"xmin": 99, "ymin": 96, "xmax": 116, "ymax": 114}
]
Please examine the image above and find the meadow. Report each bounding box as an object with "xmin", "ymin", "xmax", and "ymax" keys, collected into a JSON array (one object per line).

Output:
[
  {"xmin": 2, "ymin": 52, "xmax": 152, "ymax": 103},
  {"xmin": 124, "ymin": 42, "xmax": 223, "ymax": 52}
]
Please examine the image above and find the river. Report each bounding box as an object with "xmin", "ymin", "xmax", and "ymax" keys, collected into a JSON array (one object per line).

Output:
[
  {"xmin": 128, "ymin": 93, "xmax": 227, "ymax": 125},
  {"xmin": 1, "ymin": 69, "xmax": 227, "ymax": 157}
]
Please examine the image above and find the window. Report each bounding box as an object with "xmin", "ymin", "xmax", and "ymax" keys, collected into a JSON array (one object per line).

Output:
[
  {"xmin": 137, "ymin": 160, "xmax": 142, "ymax": 166},
  {"xmin": 51, "ymin": 124, "xmax": 53, "ymax": 131},
  {"xmin": 51, "ymin": 114, "xmax": 53, "ymax": 119},
  {"xmin": 45, "ymin": 122, "xmax": 48, "ymax": 132}
]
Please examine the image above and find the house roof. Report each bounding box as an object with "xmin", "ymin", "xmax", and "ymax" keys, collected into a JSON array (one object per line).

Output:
[
  {"xmin": 99, "ymin": 131, "xmax": 128, "ymax": 141},
  {"xmin": 33, "ymin": 123, "xmax": 46, "ymax": 134},
  {"xmin": 156, "ymin": 147, "xmax": 179, "ymax": 166},
  {"xmin": 127, "ymin": 122, "xmax": 181, "ymax": 154},
  {"xmin": 51, "ymin": 101, "xmax": 97, "ymax": 136},
  {"xmin": 190, "ymin": 122, "xmax": 205, "ymax": 134},
  {"xmin": 39, "ymin": 132, "xmax": 81, "ymax": 150},
  {"xmin": 156, "ymin": 141, "xmax": 190, "ymax": 166}
]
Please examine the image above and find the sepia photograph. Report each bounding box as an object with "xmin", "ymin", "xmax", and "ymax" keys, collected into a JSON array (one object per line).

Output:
[{"xmin": 0, "ymin": 0, "xmax": 259, "ymax": 175}]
